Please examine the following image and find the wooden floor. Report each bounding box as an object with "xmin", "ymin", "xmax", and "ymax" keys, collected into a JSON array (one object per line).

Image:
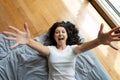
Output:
[{"xmin": 0, "ymin": 0, "xmax": 120, "ymax": 80}]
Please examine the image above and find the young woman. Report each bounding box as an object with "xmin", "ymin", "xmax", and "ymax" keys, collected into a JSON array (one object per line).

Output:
[{"xmin": 3, "ymin": 21, "xmax": 120, "ymax": 80}]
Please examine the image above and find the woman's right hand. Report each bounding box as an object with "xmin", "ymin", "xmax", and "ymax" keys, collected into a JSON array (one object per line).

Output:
[{"xmin": 3, "ymin": 22, "xmax": 31, "ymax": 49}]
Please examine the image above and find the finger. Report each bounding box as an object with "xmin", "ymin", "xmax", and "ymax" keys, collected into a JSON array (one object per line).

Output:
[
  {"xmin": 112, "ymin": 34, "xmax": 120, "ymax": 37},
  {"xmin": 109, "ymin": 27, "xmax": 120, "ymax": 34},
  {"xmin": 24, "ymin": 22, "xmax": 30, "ymax": 33},
  {"xmin": 4, "ymin": 37, "xmax": 16, "ymax": 40},
  {"xmin": 2, "ymin": 31, "xmax": 16, "ymax": 37},
  {"xmin": 8, "ymin": 26, "xmax": 20, "ymax": 33},
  {"xmin": 98, "ymin": 23, "xmax": 104, "ymax": 34},
  {"xmin": 109, "ymin": 44, "xmax": 118, "ymax": 50},
  {"xmin": 10, "ymin": 42, "xmax": 19, "ymax": 49},
  {"xmin": 112, "ymin": 38, "xmax": 120, "ymax": 41}
]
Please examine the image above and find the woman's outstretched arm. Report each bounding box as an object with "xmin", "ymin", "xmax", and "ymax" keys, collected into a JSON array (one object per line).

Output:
[
  {"xmin": 74, "ymin": 23, "xmax": 120, "ymax": 54},
  {"xmin": 3, "ymin": 23, "xmax": 50, "ymax": 56}
]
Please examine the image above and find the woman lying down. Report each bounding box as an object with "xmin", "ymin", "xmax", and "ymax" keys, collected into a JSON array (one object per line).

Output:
[{"xmin": 3, "ymin": 21, "xmax": 120, "ymax": 80}]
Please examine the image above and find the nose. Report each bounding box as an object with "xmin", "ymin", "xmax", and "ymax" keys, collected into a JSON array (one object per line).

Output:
[{"xmin": 59, "ymin": 32, "xmax": 62, "ymax": 35}]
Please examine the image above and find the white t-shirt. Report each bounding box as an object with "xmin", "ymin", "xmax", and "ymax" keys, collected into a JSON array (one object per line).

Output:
[{"xmin": 47, "ymin": 45, "xmax": 77, "ymax": 80}]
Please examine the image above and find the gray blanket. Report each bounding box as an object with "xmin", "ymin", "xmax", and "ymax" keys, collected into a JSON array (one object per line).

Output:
[{"xmin": 0, "ymin": 34, "xmax": 112, "ymax": 80}]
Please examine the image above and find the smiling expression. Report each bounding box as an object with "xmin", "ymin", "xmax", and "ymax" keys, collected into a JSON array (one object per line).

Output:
[{"xmin": 54, "ymin": 26, "xmax": 68, "ymax": 46}]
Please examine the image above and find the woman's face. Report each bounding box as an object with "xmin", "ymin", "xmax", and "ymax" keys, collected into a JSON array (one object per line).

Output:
[{"xmin": 54, "ymin": 26, "xmax": 68, "ymax": 46}]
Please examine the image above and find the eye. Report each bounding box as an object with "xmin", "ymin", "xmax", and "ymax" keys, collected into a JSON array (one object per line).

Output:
[
  {"xmin": 55, "ymin": 31, "xmax": 59, "ymax": 34},
  {"xmin": 62, "ymin": 30, "xmax": 66, "ymax": 33}
]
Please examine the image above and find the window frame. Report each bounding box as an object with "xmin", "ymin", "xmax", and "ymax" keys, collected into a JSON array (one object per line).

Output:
[{"xmin": 88, "ymin": 0, "xmax": 120, "ymax": 28}]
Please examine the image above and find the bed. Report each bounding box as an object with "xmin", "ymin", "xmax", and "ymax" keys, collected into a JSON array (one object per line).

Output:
[{"xmin": 0, "ymin": 33, "xmax": 112, "ymax": 80}]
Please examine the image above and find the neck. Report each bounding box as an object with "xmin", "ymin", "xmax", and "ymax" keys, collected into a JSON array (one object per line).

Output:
[{"xmin": 56, "ymin": 44, "xmax": 67, "ymax": 50}]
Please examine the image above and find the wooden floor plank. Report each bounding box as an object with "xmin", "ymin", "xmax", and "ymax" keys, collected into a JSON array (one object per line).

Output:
[{"xmin": 0, "ymin": 0, "xmax": 119, "ymax": 79}]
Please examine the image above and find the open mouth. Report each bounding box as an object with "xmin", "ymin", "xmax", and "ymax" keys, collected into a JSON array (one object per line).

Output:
[{"xmin": 58, "ymin": 38, "xmax": 64, "ymax": 40}]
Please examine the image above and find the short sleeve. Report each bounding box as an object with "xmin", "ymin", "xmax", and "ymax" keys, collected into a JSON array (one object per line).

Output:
[{"xmin": 70, "ymin": 45, "xmax": 77, "ymax": 50}]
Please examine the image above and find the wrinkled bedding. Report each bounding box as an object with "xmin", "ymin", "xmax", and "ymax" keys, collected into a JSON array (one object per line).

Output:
[{"xmin": 0, "ymin": 33, "xmax": 112, "ymax": 80}]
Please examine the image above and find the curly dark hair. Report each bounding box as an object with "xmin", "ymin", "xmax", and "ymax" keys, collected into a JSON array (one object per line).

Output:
[{"xmin": 44, "ymin": 21, "xmax": 83, "ymax": 46}]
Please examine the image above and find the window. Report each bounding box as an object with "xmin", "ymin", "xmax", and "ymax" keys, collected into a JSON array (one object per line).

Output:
[
  {"xmin": 98, "ymin": 0, "xmax": 120, "ymax": 25},
  {"xmin": 89, "ymin": 0, "xmax": 120, "ymax": 28}
]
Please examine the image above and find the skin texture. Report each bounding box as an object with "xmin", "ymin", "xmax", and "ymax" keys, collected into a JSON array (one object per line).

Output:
[
  {"xmin": 2, "ymin": 22, "xmax": 120, "ymax": 56},
  {"xmin": 54, "ymin": 26, "xmax": 68, "ymax": 50}
]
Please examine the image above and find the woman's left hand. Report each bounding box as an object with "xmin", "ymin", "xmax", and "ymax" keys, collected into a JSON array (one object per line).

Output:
[{"xmin": 98, "ymin": 23, "xmax": 120, "ymax": 50}]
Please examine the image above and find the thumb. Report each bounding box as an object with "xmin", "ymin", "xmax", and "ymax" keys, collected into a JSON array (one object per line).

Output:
[
  {"xmin": 99, "ymin": 23, "xmax": 104, "ymax": 34},
  {"xmin": 24, "ymin": 22, "xmax": 30, "ymax": 34},
  {"xmin": 10, "ymin": 42, "xmax": 19, "ymax": 49}
]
